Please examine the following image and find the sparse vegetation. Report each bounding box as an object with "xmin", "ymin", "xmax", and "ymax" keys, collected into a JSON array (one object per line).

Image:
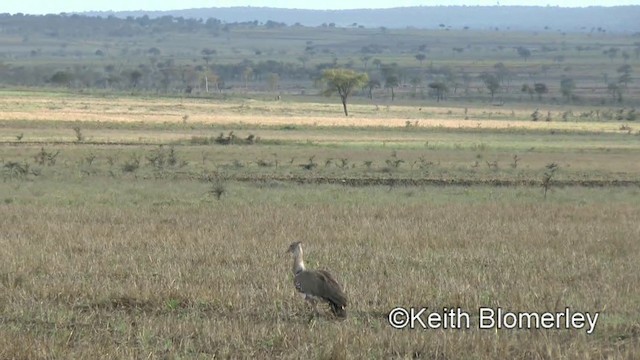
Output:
[
  {"xmin": 1, "ymin": 9, "xmax": 640, "ymax": 358},
  {"xmin": 73, "ymin": 126, "xmax": 84, "ymax": 142},
  {"xmin": 121, "ymin": 154, "xmax": 140, "ymax": 173},
  {"xmin": 542, "ymin": 162, "xmax": 559, "ymax": 199}
]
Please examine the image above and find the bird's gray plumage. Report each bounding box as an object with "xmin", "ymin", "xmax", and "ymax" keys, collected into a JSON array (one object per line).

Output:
[{"xmin": 286, "ymin": 241, "xmax": 347, "ymax": 318}]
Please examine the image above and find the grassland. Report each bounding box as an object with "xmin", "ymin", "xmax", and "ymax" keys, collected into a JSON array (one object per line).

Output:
[{"xmin": 1, "ymin": 89, "xmax": 640, "ymax": 359}]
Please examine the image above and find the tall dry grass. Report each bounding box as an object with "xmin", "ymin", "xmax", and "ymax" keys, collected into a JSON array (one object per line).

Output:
[{"xmin": 1, "ymin": 182, "xmax": 639, "ymax": 359}]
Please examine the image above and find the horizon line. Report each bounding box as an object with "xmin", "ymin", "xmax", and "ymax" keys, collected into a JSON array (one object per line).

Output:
[{"xmin": 8, "ymin": 4, "xmax": 639, "ymax": 16}]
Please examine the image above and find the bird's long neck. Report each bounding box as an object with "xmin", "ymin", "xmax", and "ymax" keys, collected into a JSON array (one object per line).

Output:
[{"xmin": 292, "ymin": 248, "xmax": 306, "ymax": 275}]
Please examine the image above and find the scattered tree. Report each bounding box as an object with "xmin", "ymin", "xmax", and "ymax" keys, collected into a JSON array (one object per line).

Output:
[
  {"xmin": 534, "ymin": 83, "xmax": 548, "ymax": 101},
  {"xmin": 516, "ymin": 46, "xmax": 532, "ymax": 62},
  {"xmin": 608, "ymin": 83, "xmax": 623, "ymax": 103},
  {"xmin": 480, "ymin": 73, "xmax": 500, "ymax": 100},
  {"xmin": 410, "ymin": 76, "xmax": 422, "ymax": 96},
  {"xmin": 603, "ymin": 47, "xmax": 619, "ymax": 62},
  {"xmin": 542, "ymin": 162, "xmax": 558, "ymax": 200},
  {"xmin": 560, "ymin": 78, "xmax": 576, "ymax": 102},
  {"xmin": 129, "ymin": 70, "xmax": 142, "ymax": 89},
  {"xmin": 366, "ymin": 79, "xmax": 381, "ymax": 99},
  {"xmin": 266, "ymin": 73, "xmax": 280, "ymax": 92},
  {"xmin": 428, "ymin": 82, "xmax": 448, "ymax": 102},
  {"xmin": 617, "ymin": 64, "xmax": 632, "ymax": 88},
  {"xmin": 385, "ymin": 75, "xmax": 400, "ymax": 102},
  {"xmin": 521, "ymin": 84, "xmax": 535, "ymax": 100},
  {"xmin": 50, "ymin": 71, "xmax": 73, "ymax": 87},
  {"xmin": 322, "ymin": 68, "xmax": 369, "ymax": 116},
  {"xmin": 201, "ymin": 48, "xmax": 217, "ymax": 65},
  {"xmin": 298, "ymin": 55, "xmax": 310, "ymax": 69},
  {"xmin": 360, "ymin": 55, "xmax": 372, "ymax": 69},
  {"xmin": 242, "ymin": 67, "xmax": 253, "ymax": 89}
]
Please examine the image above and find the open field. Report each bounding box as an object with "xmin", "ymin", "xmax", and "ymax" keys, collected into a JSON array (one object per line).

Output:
[
  {"xmin": 1, "ymin": 91, "xmax": 640, "ymax": 358},
  {"xmin": 1, "ymin": 90, "xmax": 638, "ymax": 132}
]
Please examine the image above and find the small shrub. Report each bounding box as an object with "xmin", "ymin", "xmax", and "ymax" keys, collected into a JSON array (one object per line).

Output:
[
  {"xmin": 256, "ymin": 159, "xmax": 272, "ymax": 167},
  {"xmin": 542, "ymin": 162, "xmax": 559, "ymax": 199},
  {"xmin": 34, "ymin": 148, "xmax": 59, "ymax": 166},
  {"xmin": 167, "ymin": 146, "xmax": 178, "ymax": 167},
  {"xmin": 4, "ymin": 161, "xmax": 28, "ymax": 180},
  {"xmin": 73, "ymin": 126, "xmax": 84, "ymax": 142},
  {"xmin": 122, "ymin": 155, "xmax": 140, "ymax": 173},
  {"xmin": 208, "ymin": 181, "xmax": 226, "ymax": 200},
  {"xmin": 232, "ymin": 160, "xmax": 244, "ymax": 169},
  {"xmin": 300, "ymin": 156, "xmax": 317, "ymax": 170},
  {"xmin": 511, "ymin": 155, "xmax": 520, "ymax": 169},
  {"xmin": 85, "ymin": 153, "xmax": 96, "ymax": 166},
  {"xmin": 146, "ymin": 147, "xmax": 166, "ymax": 169},
  {"xmin": 215, "ymin": 131, "xmax": 236, "ymax": 145},
  {"xmin": 106, "ymin": 155, "xmax": 117, "ymax": 167},
  {"xmin": 531, "ymin": 109, "xmax": 540, "ymax": 121}
]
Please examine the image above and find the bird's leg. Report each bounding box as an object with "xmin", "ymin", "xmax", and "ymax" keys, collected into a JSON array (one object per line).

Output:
[
  {"xmin": 312, "ymin": 299, "xmax": 320, "ymax": 318},
  {"xmin": 306, "ymin": 297, "xmax": 320, "ymax": 318}
]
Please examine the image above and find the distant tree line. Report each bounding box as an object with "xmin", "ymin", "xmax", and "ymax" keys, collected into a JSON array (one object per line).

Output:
[
  {"xmin": 0, "ymin": 13, "xmax": 286, "ymax": 38},
  {"xmin": 0, "ymin": 13, "xmax": 636, "ymax": 105}
]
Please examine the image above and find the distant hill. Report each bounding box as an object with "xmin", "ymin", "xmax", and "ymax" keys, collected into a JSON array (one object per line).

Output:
[{"xmin": 84, "ymin": 6, "xmax": 640, "ymax": 33}]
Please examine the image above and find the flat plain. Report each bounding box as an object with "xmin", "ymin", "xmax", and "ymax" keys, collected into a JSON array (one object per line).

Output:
[{"xmin": 1, "ymin": 89, "xmax": 640, "ymax": 359}]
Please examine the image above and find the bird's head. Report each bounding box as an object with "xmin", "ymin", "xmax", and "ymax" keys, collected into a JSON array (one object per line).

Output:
[{"xmin": 286, "ymin": 241, "xmax": 302, "ymax": 256}]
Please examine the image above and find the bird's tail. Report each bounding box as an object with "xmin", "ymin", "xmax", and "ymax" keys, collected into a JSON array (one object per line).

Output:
[{"xmin": 329, "ymin": 301, "xmax": 347, "ymax": 319}]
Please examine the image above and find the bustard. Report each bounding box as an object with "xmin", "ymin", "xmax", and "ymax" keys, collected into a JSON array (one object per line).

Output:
[{"xmin": 286, "ymin": 241, "xmax": 347, "ymax": 318}]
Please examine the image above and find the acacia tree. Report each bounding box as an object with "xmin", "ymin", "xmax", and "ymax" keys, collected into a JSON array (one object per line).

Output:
[
  {"xmin": 516, "ymin": 46, "xmax": 531, "ymax": 62},
  {"xmin": 366, "ymin": 79, "xmax": 381, "ymax": 99},
  {"xmin": 521, "ymin": 84, "xmax": 535, "ymax": 100},
  {"xmin": 428, "ymin": 82, "xmax": 448, "ymax": 102},
  {"xmin": 50, "ymin": 71, "xmax": 73, "ymax": 87},
  {"xmin": 560, "ymin": 78, "xmax": 576, "ymax": 102},
  {"xmin": 266, "ymin": 73, "xmax": 280, "ymax": 92},
  {"xmin": 385, "ymin": 75, "xmax": 400, "ymax": 101},
  {"xmin": 322, "ymin": 68, "xmax": 368, "ymax": 116},
  {"xmin": 617, "ymin": 64, "xmax": 632, "ymax": 88},
  {"xmin": 479, "ymin": 72, "xmax": 500, "ymax": 100},
  {"xmin": 429, "ymin": 81, "xmax": 449, "ymax": 102},
  {"xmin": 534, "ymin": 83, "xmax": 548, "ymax": 101},
  {"xmin": 201, "ymin": 48, "xmax": 216, "ymax": 66}
]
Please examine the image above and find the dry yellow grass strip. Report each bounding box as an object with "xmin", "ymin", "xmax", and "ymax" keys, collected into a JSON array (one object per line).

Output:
[
  {"xmin": 1, "ymin": 110, "xmax": 629, "ymax": 133},
  {"xmin": 0, "ymin": 91, "xmax": 630, "ymax": 133}
]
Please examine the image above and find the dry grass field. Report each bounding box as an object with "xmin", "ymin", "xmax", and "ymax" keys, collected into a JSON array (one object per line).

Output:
[
  {"xmin": 0, "ymin": 90, "xmax": 635, "ymax": 132},
  {"xmin": 1, "ymin": 90, "xmax": 640, "ymax": 359}
]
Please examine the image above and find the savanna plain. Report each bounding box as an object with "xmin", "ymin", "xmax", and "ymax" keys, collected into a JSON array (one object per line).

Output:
[
  {"xmin": 1, "ymin": 90, "xmax": 639, "ymax": 359},
  {"xmin": 1, "ymin": 12, "xmax": 640, "ymax": 359}
]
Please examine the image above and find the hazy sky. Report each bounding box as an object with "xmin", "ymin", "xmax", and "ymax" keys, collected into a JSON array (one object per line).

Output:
[{"xmin": 3, "ymin": 0, "xmax": 639, "ymax": 15}]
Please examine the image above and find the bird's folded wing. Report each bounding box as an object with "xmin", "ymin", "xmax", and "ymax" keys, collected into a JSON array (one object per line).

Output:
[{"xmin": 295, "ymin": 270, "xmax": 347, "ymax": 306}]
